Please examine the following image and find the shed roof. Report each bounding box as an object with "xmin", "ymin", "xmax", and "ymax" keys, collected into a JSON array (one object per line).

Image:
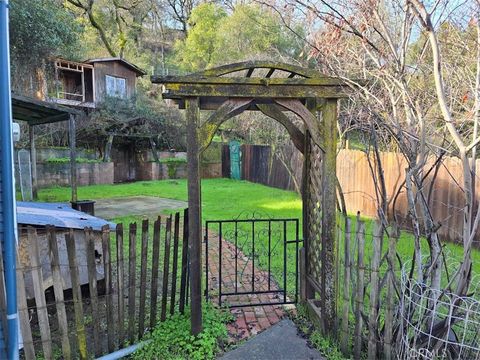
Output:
[
  {"xmin": 85, "ymin": 57, "xmax": 146, "ymax": 76},
  {"xmin": 12, "ymin": 94, "xmax": 82, "ymax": 125},
  {"xmin": 17, "ymin": 202, "xmax": 115, "ymax": 231}
]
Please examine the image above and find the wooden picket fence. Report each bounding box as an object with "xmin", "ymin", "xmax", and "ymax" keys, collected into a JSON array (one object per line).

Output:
[
  {"xmin": 11, "ymin": 209, "xmax": 189, "ymax": 360},
  {"xmin": 336, "ymin": 213, "xmax": 400, "ymax": 359}
]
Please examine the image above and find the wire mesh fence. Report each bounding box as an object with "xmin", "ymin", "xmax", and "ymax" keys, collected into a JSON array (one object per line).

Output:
[{"xmin": 398, "ymin": 264, "xmax": 480, "ymax": 359}]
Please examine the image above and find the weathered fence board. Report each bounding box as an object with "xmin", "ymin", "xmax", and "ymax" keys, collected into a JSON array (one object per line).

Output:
[
  {"xmin": 353, "ymin": 219, "xmax": 365, "ymax": 360},
  {"xmin": 16, "ymin": 248, "xmax": 35, "ymax": 360},
  {"xmin": 128, "ymin": 222, "xmax": 137, "ymax": 344},
  {"xmin": 161, "ymin": 216, "xmax": 172, "ymax": 321},
  {"xmin": 48, "ymin": 226, "xmax": 72, "ymax": 360},
  {"xmin": 66, "ymin": 229, "xmax": 87, "ymax": 359},
  {"xmin": 28, "ymin": 227, "xmax": 53, "ymax": 360},
  {"xmin": 85, "ymin": 228, "xmax": 101, "ymax": 356},
  {"xmin": 179, "ymin": 209, "xmax": 189, "ymax": 314},
  {"xmin": 102, "ymin": 225, "xmax": 115, "ymax": 352},
  {"xmin": 116, "ymin": 224, "xmax": 125, "ymax": 346},
  {"xmin": 138, "ymin": 219, "xmax": 149, "ymax": 339},
  {"xmin": 170, "ymin": 212, "xmax": 181, "ymax": 314},
  {"xmin": 150, "ymin": 216, "xmax": 161, "ymax": 328}
]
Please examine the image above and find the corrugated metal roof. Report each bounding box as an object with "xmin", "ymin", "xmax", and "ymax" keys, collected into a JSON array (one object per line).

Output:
[{"xmin": 17, "ymin": 202, "xmax": 115, "ymax": 230}]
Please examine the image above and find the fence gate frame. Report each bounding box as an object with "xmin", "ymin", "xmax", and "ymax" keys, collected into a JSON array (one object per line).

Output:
[
  {"xmin": 205, "ymin": 217, "xmax": 302, "ymax": 308},
  {"xmin": 152, "ymin": 61, "xmax": 355, "ymax": 335}
]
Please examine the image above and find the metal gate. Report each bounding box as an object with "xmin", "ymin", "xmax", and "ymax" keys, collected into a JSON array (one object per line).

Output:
[{"xmin": 205, "ymin": 217, "xmax": 301, "ymax": 307}]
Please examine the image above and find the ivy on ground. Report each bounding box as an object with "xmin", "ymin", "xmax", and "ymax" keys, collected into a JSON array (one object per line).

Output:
[{"xmin": 134, "ymin": 303, "xmax": 233, "ymax": 360}]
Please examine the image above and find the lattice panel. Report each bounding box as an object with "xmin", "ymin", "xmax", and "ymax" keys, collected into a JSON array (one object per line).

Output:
[{"xmin": 306, "ymin": 137, "xmax": 324, "ymax": 286}]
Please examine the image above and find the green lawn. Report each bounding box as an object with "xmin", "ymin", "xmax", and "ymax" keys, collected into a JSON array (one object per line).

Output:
[
  {"xmin": 38, "ymin": 178, "xmax": 480, "ymax": 283},
  {"xmin": 38, "ymin": 178, "xmax": 301, "ymax": 222}
]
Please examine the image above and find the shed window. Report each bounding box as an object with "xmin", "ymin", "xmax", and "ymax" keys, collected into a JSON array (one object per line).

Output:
[{"xmin": 106, "ymin": 75, "xmax": 126, "ymax": 98}]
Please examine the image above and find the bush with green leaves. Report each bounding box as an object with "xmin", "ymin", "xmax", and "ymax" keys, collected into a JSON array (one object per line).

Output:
[
  {"xmin": 134, "ymin": 303, "xmax": 232, "ymax": 360},
  {"xmin": 159, "ymin": 157, "xmax": 187, "ymax": 178}
]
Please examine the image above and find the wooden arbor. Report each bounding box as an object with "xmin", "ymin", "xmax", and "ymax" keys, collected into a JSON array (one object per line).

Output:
[{"xmin": 152, "ymin": 61, "xmax": 353, "ymax": 335}]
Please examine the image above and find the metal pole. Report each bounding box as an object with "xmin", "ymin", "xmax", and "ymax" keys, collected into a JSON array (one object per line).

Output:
[
  {"xmin": 29, "ymin": 125, "xmax": 38, "ymax": 199},
  {"xmin": 0, "ymin": 1, "xmax": 19, "ymax": 358},
  {"xmin": 69, "ymin": 114, "xmax": 78, "ymax": 203}
]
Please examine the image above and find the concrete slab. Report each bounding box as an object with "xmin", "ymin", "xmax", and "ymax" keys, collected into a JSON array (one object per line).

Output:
[
  {"xmin": 94, "ymin": 196, "xmax": 187, "ymax": 219},
  {"xmin": 218, "ymin": 319, "xmax": 324, "ymax": 360}
]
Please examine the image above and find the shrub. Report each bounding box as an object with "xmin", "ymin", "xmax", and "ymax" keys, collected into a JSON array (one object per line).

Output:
[
  {"xmin": 160, "ymin": 157, "xmax": 187, "ymax": 178},
  {"xmin": 134, "ymin": 303, "xmax": 232, "ymax": 360}
]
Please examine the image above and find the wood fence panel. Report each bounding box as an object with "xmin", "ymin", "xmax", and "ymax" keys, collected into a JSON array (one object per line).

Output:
[
  {"xmin": 47, "ymin": 226, "xmax": 72, "ymax": 360},
  {"xmin": 13, "ymin": 212, "xmax": 188, "ymax": 360},
  {"xmin": 234, "ymin": 146, "xmax": 480, "ymax": 244},
  {"xmin": 138, "ymin": 219, "xmax": 149, "ymax": 339},
  {"xmin": 66, "ymin": 229, "xmax": 87, "ymax": 360},
  {"xmin": 27, "ymin": 227, "xmax": 53, "ymax": 360}
]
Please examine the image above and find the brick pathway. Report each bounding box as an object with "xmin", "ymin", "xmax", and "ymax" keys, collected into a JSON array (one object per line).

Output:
[{"xmin": 205, "ymin": 231, "xmax": 294, "ymax": 342}]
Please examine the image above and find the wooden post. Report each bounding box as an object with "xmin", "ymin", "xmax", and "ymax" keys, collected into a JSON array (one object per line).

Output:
[
  {"xmin": 321, "ymin": 98, "xmax": 338, "ymax": 333},
  {"xmin": 69, "ymin": 114, "xmax": 78, "ymax": 203},
  {"xmin": 301, "ymin": 128, "xmax": 314, "ymax": 300},
  {"xmin": 29, "ymin": 125, "xmax": 38, "ymax": 199},
  {"xmin": 186, "ymin": 97, "xmax": 202, "ymax": 335},
  {"xmin": 81, "ymin": 68, "xmax": 85, "ymax": 102}
]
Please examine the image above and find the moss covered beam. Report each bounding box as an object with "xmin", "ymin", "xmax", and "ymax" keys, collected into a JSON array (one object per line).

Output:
[{"xmin": 198, "ymin": 98, "xmax": 254, "ymax": 153}]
